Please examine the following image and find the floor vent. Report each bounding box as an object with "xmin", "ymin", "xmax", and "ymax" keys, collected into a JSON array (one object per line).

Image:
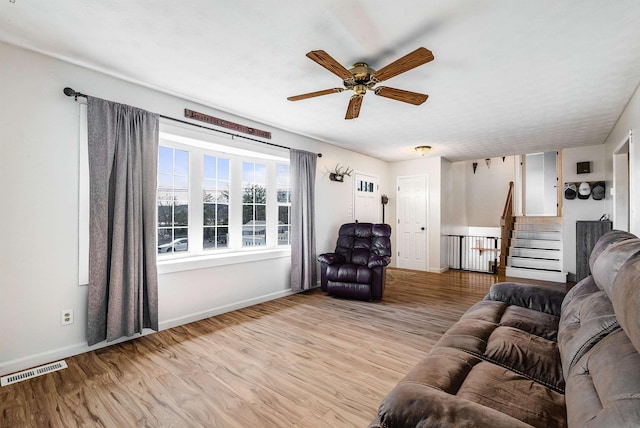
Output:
[{"xmin": 1, "ymin": 360, "xmax": 68, "ymax": 387}]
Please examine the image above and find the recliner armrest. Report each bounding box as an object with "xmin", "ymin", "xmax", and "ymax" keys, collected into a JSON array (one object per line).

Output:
[
  {"xmin": 485, "ymin": 282, "xmax": 566, "ymax": 317},
  {"xmin": 317, "ymin": 252, "xmax": 345, "ymax": 265},
  {"xmin": 368, "ymin": 255, "xmax": 390, "ymax": 268}
]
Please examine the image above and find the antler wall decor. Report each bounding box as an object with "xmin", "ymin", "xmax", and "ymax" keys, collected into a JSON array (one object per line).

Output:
[{"xmin": 329, "ymin": 164, "xmax": 353, "ymax": 182}]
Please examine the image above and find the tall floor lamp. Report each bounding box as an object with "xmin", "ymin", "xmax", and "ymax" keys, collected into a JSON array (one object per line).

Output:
[{"xmin": 381, "ymin": 195, "xmax": 389, "ymax": 224}]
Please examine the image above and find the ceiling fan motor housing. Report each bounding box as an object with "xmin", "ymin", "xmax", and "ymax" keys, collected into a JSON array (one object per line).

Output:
[{"xmin": 344, "ymin": 63, "xmax": 376, "ymax": 92}]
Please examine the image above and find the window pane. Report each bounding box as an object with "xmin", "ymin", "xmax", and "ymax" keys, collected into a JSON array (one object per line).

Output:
[
  {"xmin": 218, "ymin": 158, "xmax": 229, "ymax": 179},
  {"xmin": 203, "ymin": 204, "xmax": 216, "ymax": 226},
  {"xmin": 158, "ymin": 229, "xmax": 188, "ymax": 253},
  {"xmin": 158, "ymin": 146, "xmax": 173, "ymax": 173},
  {"xmin": 158, "ymin": 173, "xmax": 173, "ymax": 189},
  {"xmin": 256, "ymin": 205, "xmax": 266, "ymax": 221},
  {"xmin": 278, "ymin": 206, "xmax": 289, "ymax": 224},
  {"xmin": 219, "ymin": 182, "xmax": 229, "ymax": 203},
  {"xmin": 255, "ymin": 164, "xmax": 266, "ymax": 184},
  {"xmin": 174, "ymin": 175, "xmax": 189, "ymax": 190},
  {"xmin": 243, "ymin": 205, "xmax": 254, "ymax": 224},
  {"xmin": 217, "ymin": 204, "xmax": 228, "ymax": 225},
  {"xmin": 175, "ymin": 150, "xmax": 189, "ymax": 175},
  {"xmin": 157, "ymin": 146, "xmax": 190, "ymax": 254},
  {"xmin": 174, "ymin": 203, "xmax": 189, "ymax": 226},
  {"xmin": 242, "ymin": 162, "xmax": 254, "ymax": 184},
  {"xmin": 278, "ymin": 225, "xmax": 290, "ymax": 246},
  {"xmin": 243, "ymin": 186, "xmax": 254, "ymax": 204},
  {"xmin": 203, "ymin": 156, "xmax": 216, "ymax": 179},
  {"xmin": 254, "ymin": 185, "xmax": 266, "ymax": 204},
  {"xmin": 203, "ymin": 227, "xmax": 216, "ymax": 250},
  {"xmin": 158, "ymin": 228, "xmax": 172, "ymax": 247},
  {"xmin": 277, "ymin": 188, "xmax": 289, "ymax": 203},
  {"xmin": 158, "ymin": 203, "xmax": 172, "ymax": 226},
  {"xmin": 218, "ymin": 227, "xmax": 228, "ymax": 248}
]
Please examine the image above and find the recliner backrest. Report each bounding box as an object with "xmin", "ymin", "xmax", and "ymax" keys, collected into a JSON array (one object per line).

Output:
[{"xmin": 334, "ymin": 223, "xmax": 391, "ymax": 266}]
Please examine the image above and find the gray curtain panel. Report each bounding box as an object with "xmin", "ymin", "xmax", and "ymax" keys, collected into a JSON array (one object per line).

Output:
[
  {"xmin": 87, "ymin": 97, "xmax": 159, "ymax": 346},
  {"xmin": 290, "ymin": 149, "xmax": 317, "ymax": 291}
]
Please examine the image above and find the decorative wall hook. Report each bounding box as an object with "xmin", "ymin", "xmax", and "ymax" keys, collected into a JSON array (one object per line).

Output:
[
  {"xmin": 485, "ymin": 158, "xmax": 491, "ymax": 169},
  {"xmin": 329, "ymin": 163, "xmax": 353, "ymax": 182},
  {"xmin": 472, "ymin": 162, "xmax": 478, "ymax": 174}
]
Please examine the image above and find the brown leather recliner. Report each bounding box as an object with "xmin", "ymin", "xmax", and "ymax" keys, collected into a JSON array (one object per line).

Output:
[{"xmin": 317, "ymin": 223, "xmax": 392, "ymax": 301}]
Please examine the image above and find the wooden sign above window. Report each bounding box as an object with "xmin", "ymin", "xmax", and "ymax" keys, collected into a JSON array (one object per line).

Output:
[{"xmin": 184, "ymin": 109, "xmax": 272, "ymax": 139}]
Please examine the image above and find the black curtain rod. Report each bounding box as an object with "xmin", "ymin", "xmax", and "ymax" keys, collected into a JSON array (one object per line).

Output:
[{"xmin": 63, "ymin": 87, "xmax": 322, "ymax": 157}]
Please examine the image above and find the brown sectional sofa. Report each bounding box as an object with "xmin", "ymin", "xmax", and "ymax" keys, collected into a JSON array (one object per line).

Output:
[{"xmin": 370, "ymin": 230, "xmax": 640, "ymax": 427}]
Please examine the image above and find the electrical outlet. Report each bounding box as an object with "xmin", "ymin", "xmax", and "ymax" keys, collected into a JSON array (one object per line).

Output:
[{"xmin": 61, "ymin": 309, "xmax": 74, "ymax": 326}]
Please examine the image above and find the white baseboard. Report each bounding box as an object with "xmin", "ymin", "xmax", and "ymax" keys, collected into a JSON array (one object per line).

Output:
[
  {"xmin": 429, "ymin": 266, "xmax": 450, "ymax": 273},
  {"xmin": 0, "ymin": 289, "xmax": 295, "ymax": 377},
  {"xmin": 159, "ymin": 288, "xmax": 296, "ymax": 330}
]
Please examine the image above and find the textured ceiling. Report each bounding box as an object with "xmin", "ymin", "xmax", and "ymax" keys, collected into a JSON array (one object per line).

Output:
[{"xmin": 1, "ymin": 0, "xmax": 640, "ymax": 162}]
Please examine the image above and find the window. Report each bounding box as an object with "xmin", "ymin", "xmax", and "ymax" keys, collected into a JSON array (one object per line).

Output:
[
  {"xmin": 277, "ymin": 164, "xmax": 291, "ymax": 246},
  {"xmin": 157, "ymin": 130, "xmax": 290, "ymax": 260},
  {"xmin": 242, "ymin": 162, "xmax": 267, "ymax": 247},
  {"xmin": 157, "ymin": 146, "xmax": 189, "ymax": 253},
  {"xmin": 203, "ymin": 155, "xmax": 229, "ymax": 250}
]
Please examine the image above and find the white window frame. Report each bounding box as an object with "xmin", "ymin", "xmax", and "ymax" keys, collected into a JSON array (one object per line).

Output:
[{"xmin": 156, "ymin": 121, "xmax": 291, "ymax": 274}]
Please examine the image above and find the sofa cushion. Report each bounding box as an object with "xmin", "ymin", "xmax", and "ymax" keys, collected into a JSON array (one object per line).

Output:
[
  {"xmin": 434, "ymin": 298, "xmax": 564, "ymax": 393},
  {"xmin": 558, "ymin": 276, "xmax": 620, "ymax": 379},
  {"xmin": 565, "ymin": 328, "xmax": 640, "ymax": 427},
  {"xmin": 371, "ymin": 346, "xmax": 566, "ymax": 428},
  {"xmin": 326, "ymin": 263, "xmax": 372, "ymax": 284},
  {"xmin": 325, "ymin": 281, "xmax": 371, "ymax": 300}
]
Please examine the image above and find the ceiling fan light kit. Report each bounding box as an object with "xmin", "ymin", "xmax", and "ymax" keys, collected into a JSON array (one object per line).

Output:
[
  {"xmin": 288, "ymin": 47, "xmax": 434, "ymax": 119},
  {"xmin": 415, "ymin": 145, "xmax": 432, "ymax": 156}
]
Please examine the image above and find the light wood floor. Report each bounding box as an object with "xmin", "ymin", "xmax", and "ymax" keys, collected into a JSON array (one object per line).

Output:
[{"xmin": 1, "ymin": 270, "xmax": 564, "ymax": 428}]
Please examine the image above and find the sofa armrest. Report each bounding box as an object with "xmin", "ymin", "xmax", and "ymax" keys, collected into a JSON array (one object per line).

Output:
[
  {"xmin": 485, "ymin": 282, "xmax": 566, "ymax": 317},
  {"xmin": 317, "ymin": 252, "xmax": 345, "ymax": 265},
  {"xmin": 368, "ymin": 255, "xmax": 390, "ymax": 268}
]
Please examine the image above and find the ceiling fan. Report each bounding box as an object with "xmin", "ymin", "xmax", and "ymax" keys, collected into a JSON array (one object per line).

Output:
[{"xmin": 287, "ymin": 47, "xmax": 434, "ymax": 119}]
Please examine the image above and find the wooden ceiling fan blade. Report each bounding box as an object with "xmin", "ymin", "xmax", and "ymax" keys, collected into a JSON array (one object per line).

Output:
[
  {"xmin": 306, "ymin": 50, "xmax": 353, "ymax": 80},
  {"xmin": 371, "ymin": 47, "xmax": 434, "ymax": 82},
  {"xmin": 374, "ymin": 87, "xmax": 428, "ymax": 105},
  {"xmin": 345, "ymin": 95, "xmax": 363, "ymax": 120},
  {"xmin": 287, "ymin": 88, "xmax": 344, "ymax": 101}
]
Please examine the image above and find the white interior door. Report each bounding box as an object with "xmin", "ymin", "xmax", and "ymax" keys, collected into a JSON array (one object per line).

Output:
[
  {"xmin": 396, "ymin": 175, "xmax": 428, "ymax": 270},
  {"xmin": 524, "ymin": 151, "xmax": 558, "ymax": 216},
  {"xmin": 613, "ymin": 134, "xmax": 630, "ymax": 231},
  {"xmin": 354, "ymin": 173, "xmax": 379, "ymax": 223}
]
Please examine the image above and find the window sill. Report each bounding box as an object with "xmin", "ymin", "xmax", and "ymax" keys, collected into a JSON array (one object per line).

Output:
[{"xmin": 157, "ymin": 247, "xmax": 292, "ymax": 275}]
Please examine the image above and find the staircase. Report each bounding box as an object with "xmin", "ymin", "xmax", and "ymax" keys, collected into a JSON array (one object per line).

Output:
[{"xmin": 505, "ymin": 216, "xmax": 566, "ymax": 283}]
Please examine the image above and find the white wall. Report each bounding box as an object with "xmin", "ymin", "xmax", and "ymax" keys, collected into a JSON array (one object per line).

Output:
[
  {"xmin": 442, "ymin": 161, "xmax": 467, "ymax": 236},
  {"xmin": 604, "ymin": 83, "xmax": 640, "ymax": 235},
  {"xmin": 463, "ymin": 157, "xmax": 515, "ymax": 227},
  {"xmin": 561, "ymin": 145, "xmax": 608, "ymax": 277},
  {"xmin": 0, "ymin": 42, "xmax": 389, "ymax": 375}
]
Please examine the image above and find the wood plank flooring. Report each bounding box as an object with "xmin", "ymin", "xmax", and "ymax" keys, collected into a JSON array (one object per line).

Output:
[{"xmin": 1, "ymin": 270, "xmax": 563, "ymax": 427}]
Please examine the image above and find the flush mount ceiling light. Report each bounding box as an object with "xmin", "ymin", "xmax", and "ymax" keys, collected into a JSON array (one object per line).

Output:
[{"xmin": 414, "ymin": 145, "xmax": 432, "ymax": 156}]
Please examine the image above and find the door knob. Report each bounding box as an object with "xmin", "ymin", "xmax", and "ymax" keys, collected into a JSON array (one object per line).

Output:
[{"xmin": 421, "ymin": 227, "xmax": 425, "ymax": 230}]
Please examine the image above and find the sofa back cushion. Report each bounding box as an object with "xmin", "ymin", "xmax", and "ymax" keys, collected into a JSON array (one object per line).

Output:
[
  {"xmin": 609, "ymin": 255, "xmax": 640, "ymax": 353},
  {"xmin": 565, "ymin": 328, "xmax": 640, "ymax": 427},
  {"xmin": 560, "ymin": 231, "xmax": 640, "ymax": 426},
  {"xmin": 592, "ymin": 237, "xmax": 640, "ymax": 295},
  {"xmin": 558, "ymin": 276, "xmax": 619, "ymax": 379},
  {"xmin": 588, "ymin": 230, "xmax": 635, "ymax": 273}
]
